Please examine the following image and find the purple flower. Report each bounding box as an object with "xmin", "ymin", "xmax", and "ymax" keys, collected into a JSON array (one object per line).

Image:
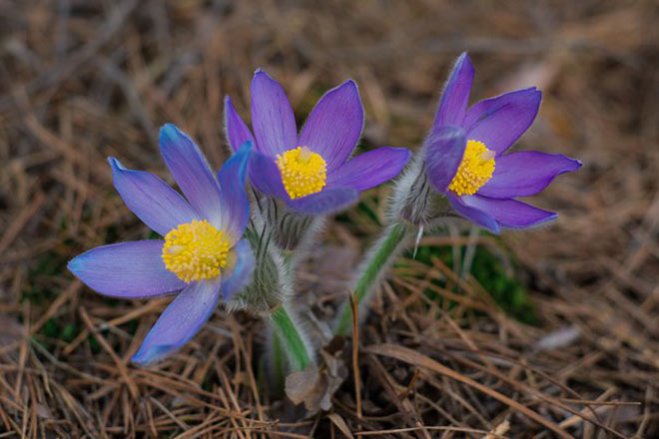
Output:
[
  {"xmin": 424, "ymin": 53, "xmax": 581, "ymax": 233},
  {"xmin": 224, "ymin": 69, "xmax": 411, "ymax": 215},
  {"xmin": 68, "ymin": 124, "xmax": 255, "ymax": 365}
]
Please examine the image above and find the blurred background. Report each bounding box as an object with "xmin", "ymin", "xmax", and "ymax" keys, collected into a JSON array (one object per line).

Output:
[{"xmin": 1, "ymin": 0, "xmax": 658, "ymax": 437}]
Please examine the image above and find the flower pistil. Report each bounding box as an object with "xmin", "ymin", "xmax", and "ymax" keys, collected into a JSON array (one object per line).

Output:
[
  {"xmin": 162, "ymin": 220, "xmax": 230, "ymax": 283},
  {"xmin": 276, "ymin": 146, "xmax": 327, "ymax": 199},
  {"xmin": 448, "ymin": 140, "xmax": 496, "ymax": 196}
]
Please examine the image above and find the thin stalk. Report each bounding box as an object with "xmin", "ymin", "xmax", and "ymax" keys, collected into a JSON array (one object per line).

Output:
[
  {"xmin": 334, "ymin": 222, "xmax": 412, "ymax": 336},
  {"xmin": 267, "ymin": 325, "xmax": 286, "ymax": 393},
  {"xmin": 270, "ymin": 304, "xmax": 313, "ymax": 371}
]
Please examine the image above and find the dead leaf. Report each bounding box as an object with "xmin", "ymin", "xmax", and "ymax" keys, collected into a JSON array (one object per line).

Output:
[{"xmin": 285, "ymin": 350, "xmax": 348, "ymax": 414}]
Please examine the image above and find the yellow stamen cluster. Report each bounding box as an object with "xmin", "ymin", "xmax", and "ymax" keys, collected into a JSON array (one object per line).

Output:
[
  {"xmin": 276, "ymin": 146, "xmax": 327, "ymax": 199},
  {"xmin": 448, "ymin": 140, "xmax": 496, "ymax": 196},
  {"xmin": 162, "ymin": 220, "xmax": 230, "ymax": 283}
]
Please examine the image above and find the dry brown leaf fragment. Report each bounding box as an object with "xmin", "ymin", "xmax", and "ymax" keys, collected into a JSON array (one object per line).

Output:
[{"xmin": 285, "ymin": 350, "xmax": 348, "ymax": 414}]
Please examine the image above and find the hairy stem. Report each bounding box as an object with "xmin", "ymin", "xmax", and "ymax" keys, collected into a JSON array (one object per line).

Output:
[
  {"xmin": 334, "ymin": 222, "xmax": 412, "ymax": 336},
  {"xmin": 270, "ymin": 304, "xmax": 314, "ymax": 371},
  {"xmin": 266, "ymin": 325, "xmax": 287, "ymax": 394}
]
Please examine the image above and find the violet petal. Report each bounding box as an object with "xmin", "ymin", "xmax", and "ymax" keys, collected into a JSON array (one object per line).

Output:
[
  {"xmin": 224, "ymin": 96, "xmax": 255, "ymax": 152},
  {"xmin": 328, "ymin": 146, "xmax": 411, "ymax": 191},
  {"xmin": 479, "ymin": 151, "xmax": 582, "ymax": 198},
  {"xmin": 433, "ymin": 52, "xmax": 474, "ymax": 127},
  {"xmin": 249, "ymin": 151, "xmax": 288, "ymax": 200},
  {"xmin": 250, "ymin": 69, "xmax": 297, "ymax": 156},
  {"xmin": 298, "ymin": 80, "xmax": 364, "ymax": 170},
  {"xmin": 447, "ymin": 194, "xmax": 500, "ymax": 234},
  {"xmin": 424, "ymin": 126, "xmax": 467, "ymax": 193},
  {"xmin": 462, "ymin": 195, "xmax": 557, "ymax": 229},
  {"xmin": 287, "ymin": 187, "xmax": 359, "ymax": 215},
  {"xmin": 464, "ymin": 88, "xmax": 541, "ymax": 154}
]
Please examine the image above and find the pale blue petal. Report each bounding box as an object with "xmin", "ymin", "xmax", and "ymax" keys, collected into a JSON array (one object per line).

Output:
[
  {"xmin": 131, "ymin": 279, "xmax": 221, "ymax": 365},
  {"xmin": 159, "ymin": 124, "xmax": 224, "ymax": 227},
  {"xmin": 68, "ymin": 240, "xmax": 185, "ymax": 298},
  {"xmin": 109, "ymin": 157, "xmax": 198, "ymax": 236},
  {"xmin": 220, "ymin": 239, "xmax": 255, "ymax": 301},
  {"xmin": 218, "ymin": 142, "xmax": 253, "ymax": 243}
]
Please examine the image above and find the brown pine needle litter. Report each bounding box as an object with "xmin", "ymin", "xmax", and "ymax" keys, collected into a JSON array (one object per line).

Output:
[{"xmin": 1, "ymin": 1, "xmax": 658, "ymax": 437}]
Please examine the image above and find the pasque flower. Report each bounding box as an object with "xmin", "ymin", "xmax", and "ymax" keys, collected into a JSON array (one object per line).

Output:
[
  {"xmin": 224, "ymin": 69, "xmax": 411, "ymax": 215},
  {"xmin": 68, "ymin": 124, "xmax": 255, "ymax": 365},
  {"xmin": 423, "ymin": 53, "xmax": 581, "ymax": 233}
]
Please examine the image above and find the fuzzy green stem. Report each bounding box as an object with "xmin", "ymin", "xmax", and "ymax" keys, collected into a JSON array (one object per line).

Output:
[
  {"xmin": 334, "ymin": 222, "xmax": 411, "ymax": 336},
  {"xmin": 270, "ymin": 305, "xmax": 313, "ymax": 371},
  {"xmin": 267, "ymin": 326, "xmax": 286, "ymax": 394}
]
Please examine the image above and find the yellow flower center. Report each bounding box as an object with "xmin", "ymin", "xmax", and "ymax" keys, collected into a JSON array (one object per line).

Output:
[
  {"xmin": 276, "ymin": 146, "xmax": 327, "ymax": 199},
  {"xmin": 162, "ymin": 220, "xmax": 230, "ymax": 283},
  {"xmin": 448, "ymin": 140, "xmax": 496, "ymax": 196}
]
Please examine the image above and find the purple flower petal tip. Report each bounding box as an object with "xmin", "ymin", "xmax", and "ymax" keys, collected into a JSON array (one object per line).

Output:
[
  {"xmin": 67, "ymin": 258, "xmax": 82, "ymax": 279},
  {"xmin": 159, "ymin": 123, "xmax": 183, "ymax": 145},
  {"xmin": 253, "ymin": 67, "xmax": 268, "ymax": 76},
  {"xmin": 224, "ymin": 95, "xmax": 255, "ymax": 153},
  {"xmin": 251, "ymin": 69, "xmax": 280, "ymax": 88},
  {"xmin": 434, "ymin": 52, "xmax": 475, "ymax": 127},
  {"xmin": 158, "ymin": 123, "xmax": 224, "ymax": 226},
  {"xmin": 131, "ymin": 345, "xmax": 168, "ymax": 366},
  {"xmin": 250, "ymin": 68, "xmax": 297, "ymax": 156},
  {"xmin": 552, "ymin": 154, "xmax": 582, "ymax": 174},
  {"xmin": 455, "ymin": 52, "xmax": 473, "ymax": 72},
  {"xmin": 223, "ymin": 95, "xmax": 235, "ymax": 114},
  {"xmin": 479, "ymin": 151, "xmax": 582, "ymax": 199},
  {"xmin": 108, "ymin": 156, "xmax": 121, "ymax": 170},
  {"xmin": 298, "ymin": 78, "xmax": 364, "ymax": 169}
]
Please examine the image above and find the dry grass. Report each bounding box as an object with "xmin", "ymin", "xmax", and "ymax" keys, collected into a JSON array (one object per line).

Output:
[{"xmin": 1, "ymin": 0, "xmax": 658, "ymax": 437}]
